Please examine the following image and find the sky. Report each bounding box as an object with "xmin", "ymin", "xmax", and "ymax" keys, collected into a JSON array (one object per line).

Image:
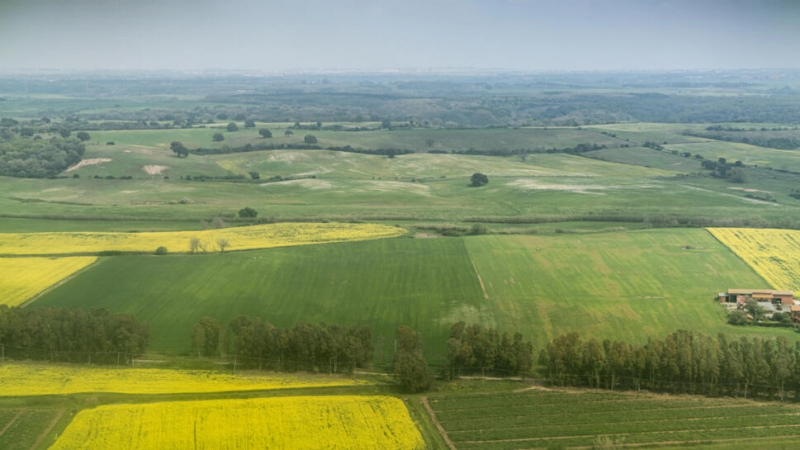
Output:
[{"xmin": 1, "ymin": 0, "xmax": 799, "ymax": 72}]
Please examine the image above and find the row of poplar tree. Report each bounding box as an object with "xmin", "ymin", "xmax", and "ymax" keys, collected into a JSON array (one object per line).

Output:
[
  {"xmin": 539, "ymin": 330, "xmax": 800, "ymax": 400},
  {"xmin": 0, "ymin": 306, "xmax": 150, "ymax": 364},
  {"xmin": 193, "ymin": 316, "xmax": 374, "ymax": 374},
  {"xmin": 444, "ymin": 322, "xmax": 535, "ymax": 379}
]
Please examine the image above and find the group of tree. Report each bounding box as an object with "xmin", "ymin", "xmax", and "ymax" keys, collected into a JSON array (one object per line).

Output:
[
  {"xmin": 0, "ymin": 306, "xmax": 149, "ymax": 365},
  {"xmin": 222, "ymin": 316, "xmax": 373, "ymax": 373},
  {"xmin": 444, "ymin": 322, "xmax": 533, "ymax": 379},
  {"xmin": 170, "ymin": 141, "xmax": 189, "ymax": 157},
  {"xmin": 684, "ymin": 127, "xmax": 800, "ymax": 151},
  {"xmin": 539, "ymin": 330, "xmax": 800, "ymax": 401},
  {"xmin": 0, "ymin": 133, "xmax": 85, "ymax": 178},
  {"xmin": 700, "ymin": 157, "xmax": 746, "ymax": 183},
  {"xmin": 393, "ymin": 325, "xmax": 433, "ymax": 393}
]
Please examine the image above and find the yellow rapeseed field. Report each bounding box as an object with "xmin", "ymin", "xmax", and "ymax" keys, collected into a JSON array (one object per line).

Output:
[
  {"xmin": 50, "ymin": 396, "xmax": 425, "ymax": 450},
  {"xmin": 0, "ymin": 257, "xmax": 97, "ymax": 306},
  {"xmin": 0, "ymin": 222, "xmax": 405, "ymax": 255},
  {"xmin": 0, "ymin": 364, "xmax": 369, "ymax": 396},
  {"xmin": 708, "ymin": 228, "xmax": 800, "ymax": 290}
]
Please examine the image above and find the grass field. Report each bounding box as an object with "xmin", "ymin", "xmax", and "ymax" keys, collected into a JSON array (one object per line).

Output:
[
  {"xmin": 32, "ymin": 229, "xmax": 783, "ymax": 362},
  {"xmin": 429, "ymin": 388, "xmax": 800, "ymax": 449},
  {"xmin": 0, "ymin": 364, "xmax": 367, "ymax": 397},
  {"xmin": 0, "ymin": 222, "xmax": 405, "ymax": 255},
  {"xmin": 0, "ymin": 257, "xmax": 97, "ymax": 306},
  {"xmin": 51, "ymin": 396, "xmax": 424, "ymax": 450}
]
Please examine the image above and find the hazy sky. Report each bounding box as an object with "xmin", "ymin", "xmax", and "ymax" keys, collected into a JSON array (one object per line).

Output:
[{"xmin": 1, "ymin": 0, "xmax": 799, "ymax": 72}]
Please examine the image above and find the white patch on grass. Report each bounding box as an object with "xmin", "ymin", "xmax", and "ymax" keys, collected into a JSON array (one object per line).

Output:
[
  {"xmin": 361, "ymin": 180, "xmax": 431, "ymax": 196},
  {"xmin": 260, "ymin": 179, "xmax": 333, "ymax": 190},
  {"xmin": 142, "ymin": 165, "xmax": 168, "ymax": 175},
  {"xmin": 507, "ymin": 179, "xmax": 608, "ymax": 195},
  {"xmin": 65, "ymin": 158, "xmax": 112, "ymax": 172},
  {"xmin": 439, "ymin": 304, "xmax": 496, "ymax": 328}
]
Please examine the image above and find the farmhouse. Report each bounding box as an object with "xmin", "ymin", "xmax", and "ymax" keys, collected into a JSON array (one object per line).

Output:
[{"xmin": 718, "ymin": 289, "xmax": 794, "ymax": 305}]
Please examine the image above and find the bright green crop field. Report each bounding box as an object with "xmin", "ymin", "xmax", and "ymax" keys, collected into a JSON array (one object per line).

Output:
[{"xmin": 32, "ymin": 228, "xmax": 786, "ymax": 362}]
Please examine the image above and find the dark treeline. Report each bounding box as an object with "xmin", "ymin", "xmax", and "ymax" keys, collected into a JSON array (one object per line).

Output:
[
  {"xmin": 684, "ymin": 127, "xmax": 800, "ymax": 151},
  {"xmin": 539, "ymin": 330, "xmax": 800, "ymax": 401},
  {"xmin": 0, "ymin": 306, "xmax": 149, "ymax": 364},
  {"xmin": 224, "ymin": 316, "xmax": 373, "ymax": 374},
  {"xmin": 0, "ymin": 134, "xmax": 85, "ymax": 178},
  {"xmin": 444, "ymin": 322, "xmax": 534, "ymax": 379}
]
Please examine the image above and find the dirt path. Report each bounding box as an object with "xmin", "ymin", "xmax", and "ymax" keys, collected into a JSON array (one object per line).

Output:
[
  {"xmin": 30, "ymin": 409, "xmax": 65, "ymax": 450},
  {"xmin": 65, "ymin": 158, "xmax": 111, "ymax": 172},
  {"xmin": 471, "ymin": 261, "xmax": 489, "ymax": 300},
  {"xmin": 0, "ymin": 409, "xmax": 24, "ymax": 438},
  {"xmin": 420, "ymin": 397, "xmax": 457, "ymax": 450}
]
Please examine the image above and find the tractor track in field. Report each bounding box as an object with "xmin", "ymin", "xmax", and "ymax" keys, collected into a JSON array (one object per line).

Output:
[
  {"xmin": 420, "ymin": 397, "xmax": 457, "ymax": 450},
  {"xmin": 30, "ymin": 409, "xmax": 65, "ymax": 450},
  {"xmin": 0, "ymin": 409, "xmax": 25, "ymax": 438}
]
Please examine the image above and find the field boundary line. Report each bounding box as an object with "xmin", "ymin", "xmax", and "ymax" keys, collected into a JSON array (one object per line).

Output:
[
  {"xmin": 19, "ymin": 258, "xmax": 104, "ymax": 308},
  {"xmin": 420, "ymin": 397, "xmax": 457, "ymax": 450},
  {"xmin": 470, "ymin": 260, "xmax": 489, "ymax": 299},
  {"xmin": 0, "ymin": 409, "xmax": 24, "ymax": 438},
  {"xmin": 30, "ymin": 409, "xmax": 65, "ymax": 450}
]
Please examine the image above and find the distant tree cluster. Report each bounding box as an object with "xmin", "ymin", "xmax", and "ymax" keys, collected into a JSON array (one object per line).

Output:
[
  {"xmin": 393, "ymin": 325, "xmax": 433, "ymax": 393},
  {"xmin": 0, "ymin": 135, "xmax": 85, "ymax": 178},
  {"xmin": 539, "ymin": 330, "xmax": 800, "ymax": 400},
  {"xmin": 445, "ymin": 322, "xmax": 533, "ymax": 379},
  {"xmin": 0, "ymin": 306, "xmax": 149, "ymax": 364},
  {"xmin": 685, "ymin": 126, "xmax": 800, "ymax": 150},
  {"xmin": 700, "ymin": 157, "xmax": 746, "ymax": 183},
  {"xmin": 170, "ymin": 141, "xmax": 189, "ymax": 157},
  {"xmin": 224, "ymin": 316, "xmax": 373, "ymax": 373}
]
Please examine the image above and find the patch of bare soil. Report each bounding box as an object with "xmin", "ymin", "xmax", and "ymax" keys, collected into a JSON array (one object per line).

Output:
[
  {"xmin": 65, "ymin": 158, "xmax": 111, "ymax": 172},
  {"xmin": 142, "ymin": 165, "xmax": 168, "ymax": 175},
  {"xmin": 414, "ymin": 233, "xmax": 440, "ymax": 238}
]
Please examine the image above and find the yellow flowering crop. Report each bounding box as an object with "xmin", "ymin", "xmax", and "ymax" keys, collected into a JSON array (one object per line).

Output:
[
  {"xmin": 708, "ymin": 228, "xmax": 800, "ymax": 290},
  {"xmin": 0, "ymin": 257, "xmax": 97, "ymax": 306},
  {"xmin": 50, "ymin": 396, "xmax": 425, "ymax": 450},
  {"xmin": 0, "ymin": 364, "xmax": 369, "ymax": 396},
  {"xmin": 0, "ymin": 223, "xmax": 405, "ymax": 256}
]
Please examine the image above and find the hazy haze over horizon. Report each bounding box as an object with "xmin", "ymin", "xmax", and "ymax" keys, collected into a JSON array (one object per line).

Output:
[{"xmin": 1, "ymin": 0, "xmax": 799, "ymax": 72}]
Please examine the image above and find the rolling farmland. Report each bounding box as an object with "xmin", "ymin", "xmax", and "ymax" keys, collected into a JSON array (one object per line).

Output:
[
  {"xmin": 51, "ymin": 396, "xmax": 424, "ymax": 450},
  {"xmin": 33, "ymin": 229, "xmax": 774, "ymax": 361}
]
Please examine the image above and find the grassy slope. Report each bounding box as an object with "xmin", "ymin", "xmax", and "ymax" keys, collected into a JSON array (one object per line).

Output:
[{"xmin": 33, "ymin": 229, "xmax": 790, "ymax": 363}]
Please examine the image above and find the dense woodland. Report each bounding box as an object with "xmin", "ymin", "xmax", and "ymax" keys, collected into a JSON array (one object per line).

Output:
[
  {"xmin": 0, "ymin": 306, "xmax": 149, "ymax": 364},
  {"xmin": 539, "ymin": 330, "xmax": 800, "ymax": 401},
  {"xmin": 0, "ymin": 131, "xmax": 85, "ymax": 178}
]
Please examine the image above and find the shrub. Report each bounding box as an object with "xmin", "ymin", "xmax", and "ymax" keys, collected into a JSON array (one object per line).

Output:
[{"xmin": 155, "ymin": 246, "xmax": 168, "ymax": 255}]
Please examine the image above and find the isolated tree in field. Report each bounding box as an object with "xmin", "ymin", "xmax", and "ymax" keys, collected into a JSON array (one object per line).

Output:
[
  {"xmin": 76, "ymin": 131, "xmax": 91, "ymax": 142},
  {"xmin": 393, "ymin": 325, "xmax": 432, "ymax": 393},
  {"xmin": 244, "ymin": 119, "xmax": 256, "ymax": 128},
  {"xmin": 259, "ymin": 128, "xmax": 273, "ymax": 138},
  {"xmin": 238, "ymin": 207, "xmax": 258, "ymax": 218},
  {"xmin": 216, "ymin": 238, "xmax": 230, "ymax": 252},
  {"xmin": 249, "ymin": 171, "xmax": 260, "ymax": 180},
  {"xmin": 284, "ymin": 129, "xmax": 293, "ymax": 136},
  {"xmin": 189, "ymin": 237, "xmax": 203, "ymax": 253},
  {"xmin": 227, "ymin": 122, "xmax": 239, "ymax": 132},
  {"xmin": 212, "ymin": 133, "xmax": 224, "ymax": 142},
  {"xmin": 170, "ymin": 141, "xmax": 189, "ymax": 157},
  {"xmin": 59, "ymin": 129, "xmax": 71, "ymax": 138},
  {"xmin": 192, "ymin": 317, "xmax": 221, "ymax": 358},
  {"xmin": 304, "ymin": 134, "xmax": 317, "ymax": 144},
  {"xmin": 470, "ymin": 172, "xmax": 489, "ymax": 187}
]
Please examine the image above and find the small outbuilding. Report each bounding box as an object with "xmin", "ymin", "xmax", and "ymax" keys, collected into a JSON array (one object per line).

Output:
[
  {"xmin": 720, "ymin": 289, "xmax": 794, "ymax": 305},
  {"xmin": 792, "ymin": 306, "xmax": 800, "ymax": 324}
]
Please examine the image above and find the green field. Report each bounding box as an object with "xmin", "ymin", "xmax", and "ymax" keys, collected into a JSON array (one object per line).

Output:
[
  {"xmin": 33, "ymin": 228, "xmax": 781, "ymax": 362},
  {"xmin": 0, "ymin": 409, "xmax": 63, "ymax": 450},
  {"xmin": 430, "ymin": 388, "xmax": 800, "ymax": 449}
]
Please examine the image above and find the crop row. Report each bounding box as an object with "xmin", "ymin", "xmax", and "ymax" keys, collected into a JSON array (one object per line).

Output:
[
  {"xmin": 454, "ymin": 424, "xmax": 800, "ymax": 450},
  {"xmin": 441, "ymin": 405, "xmax": 797, "ymax": 431},
  {"xmin": 446, "ymin": 412, "xmax": 800, "ymax": 442},
  {"xmin": 0, "ymin": 409, "xmax": 59, "ymax": 450},
  {"xmin": 708, "ymin": 228, "xmax": 800, "ymax": 291},
  {"xmin": 51, "ymin": 396, "xmax": 423, "ymax": 450},
  {"xmin": 0, "ymin": 222, "xmax": 406, "ymax": 255},
  {"xmin": 0, "ymin": 364, "xmax": 367, "ymax": 397},
  {"xmin": 433, "ymin": 397, "xmax": 751, "ymax": 421},
  {"xmin": 0, "ymin": 256, "xmax": 97, "ymax": 306}
]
